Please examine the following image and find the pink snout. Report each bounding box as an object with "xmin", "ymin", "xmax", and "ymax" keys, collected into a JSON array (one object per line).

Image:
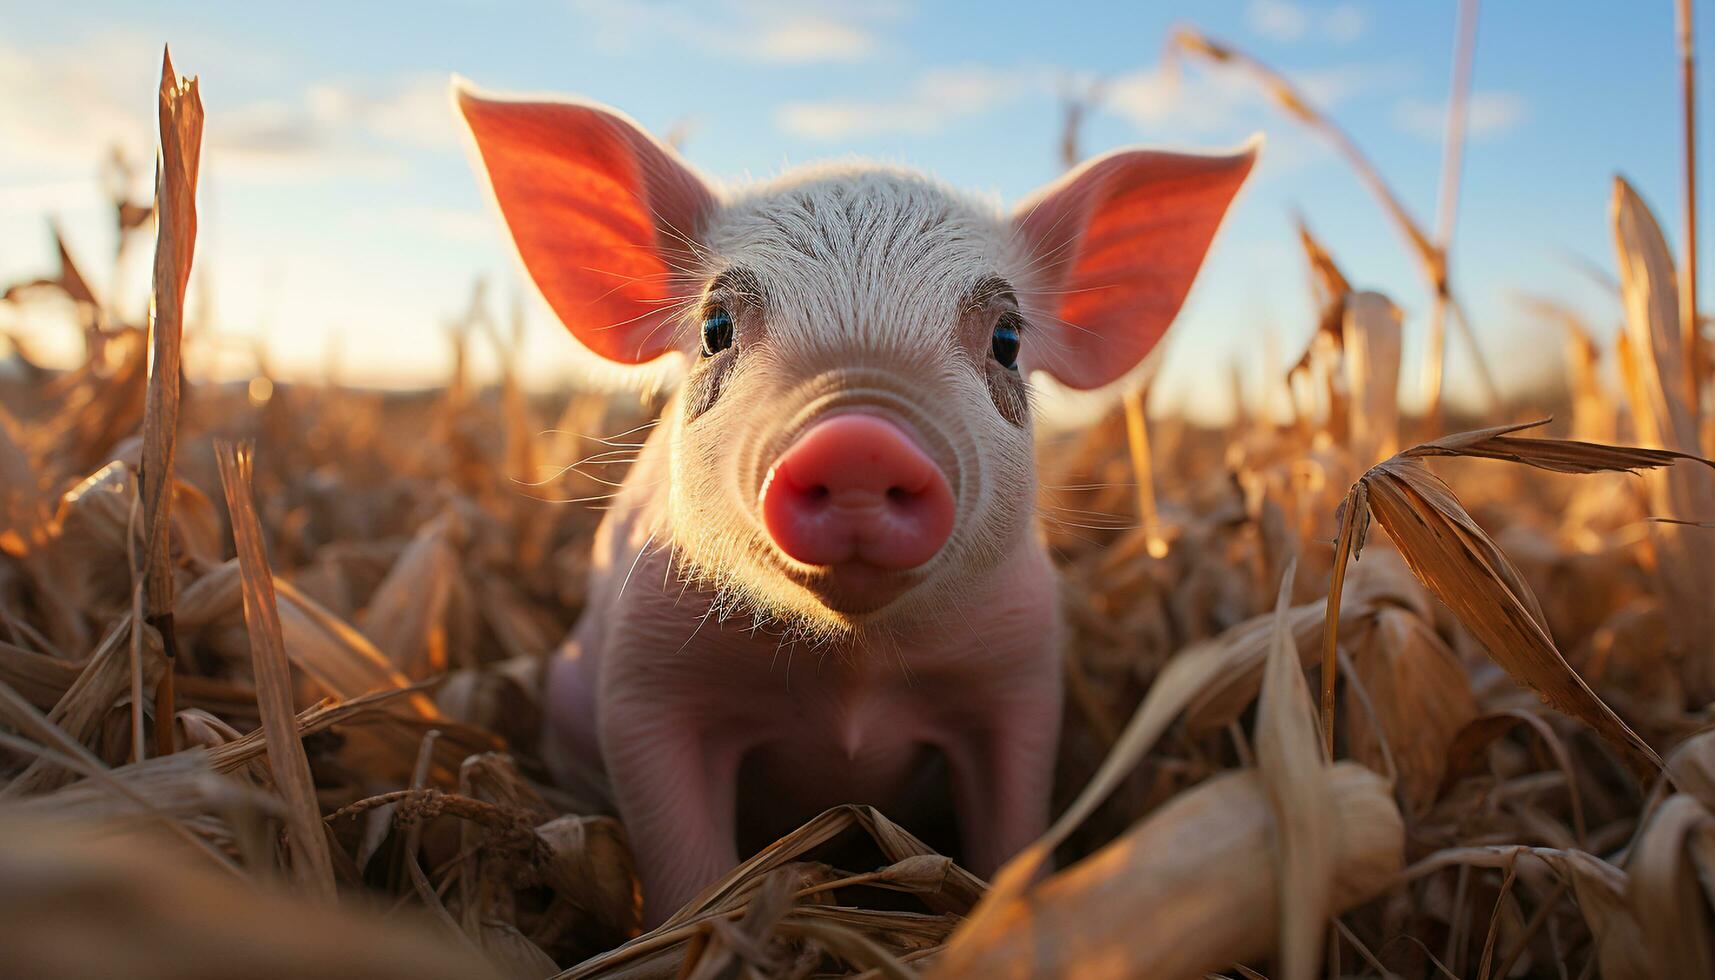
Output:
[{"xmin": 761, "ymin": 415, "xmax": 954, "ymax": 571}]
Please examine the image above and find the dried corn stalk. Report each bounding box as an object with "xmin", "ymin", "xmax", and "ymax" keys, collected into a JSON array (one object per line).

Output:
[
  {"xmin": 938, "ymin": 589, "xmax": 1401, "ymax": 980},
  {"xmin": 1342, "ymin": 292, "xmax": 1402, "ymax": 466},
  {"xmin": 0, "ymin": 815, "xmax": 503, "ymax": 980},
  {"xmin": 215, "ymin": 440, "xmax": 336, "ymax": 899},
  {"xmin": 1612, "ymin": 178, "xmax": 1715, "ymax": 700},
  {"xmin": 139, "ymin": 48, "xmax": 203, "ymax": 757},
  {"xmin": 1321, "ymin": 420, "xmax": 1699, "ymax": 775}
]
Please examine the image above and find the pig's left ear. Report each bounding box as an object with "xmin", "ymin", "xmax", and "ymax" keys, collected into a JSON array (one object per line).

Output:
[
  {"xmin": 1010, "ymin": 140, "xmax": 1258, "ymax": 389},
  {"xmin": 455, "ymin": 81, "xmax": 717, "ymax": 364}
]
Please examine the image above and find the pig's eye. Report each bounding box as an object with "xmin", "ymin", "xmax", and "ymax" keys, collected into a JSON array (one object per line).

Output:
[
  {"xmin": 700, "ymin": 307, "xmax": 734, "ymax": 357},
  {"xmin": 991, "ymin": 315, "xmax": 1021, "ymax": 370}
]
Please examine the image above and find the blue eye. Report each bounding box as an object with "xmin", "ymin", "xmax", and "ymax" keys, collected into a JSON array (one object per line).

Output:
[
  {"xmin": 700, "ymin": 308, "xmax": 734, "ymax": 357},
  {"xmin": 991, "ymin": 316, "xmax": 1021, "ymax": 369}
]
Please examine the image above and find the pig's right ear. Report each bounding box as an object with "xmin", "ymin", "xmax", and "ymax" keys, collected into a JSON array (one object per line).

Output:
[{"xmin": 455, "ymin": 82, "xmax": 717, "ymax": 364}]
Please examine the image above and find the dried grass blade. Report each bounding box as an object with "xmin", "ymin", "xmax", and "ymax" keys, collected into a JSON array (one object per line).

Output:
[
  {"xmin": 1122, "ymin": 386, "xmax": 1164, "ymax": 557},
  {"xmin": 663, "ymin": 804, "xmax": 981, "ymax": 930},
  {"xmin": 1404, "ymin": 417, "xmax": 1715, "ymax": 474},
  {"xmin": 1677, "ymin": 0, "xmax": 1702, "ymax": 422},
  {"xmin": 1627, "ymin": 794, "xmax": 1715, "ymax": 977},
  {"xmin": 0, "ymin": 639, "xmax": 83, "ymax": 710},
  {"xmin": 1297, "ymin": 215, "xmax": 1352, "ymax": 303},
  {"xmin": 0, "ymin": 815, "xmax": 503, "ymax": 980},
  {"xmin": 1256, "ymin": 559, "xmax": 1331, "ymax": 980},
  {"xmin": 0, "ymin": 677, "xmax": 108, "ymax": 783},
  {"xmin": 140, "ymin": 47, "xmax": 203, "ymax": 757},
  {"xmin": 1613, "ymin": 177, "xmax": 1715, "ymax": 699},
  {"xmin": 0, "ymin": 715, "xmax": 240, "ymax": 872},
  {"xmin": 1423, "ymin": 0, "xmax": 1481, "ymax": 423},
  {"xmin": 1, "ymin": 617, "xmax": 162, "ymax": 796},
  {"xmin": 0, "ymin": 405, "xmax": 49, "ymax": 557},
  {"xmin": 51, "ymin": 221, "xmax": 100, "ymax": 307},
  {"xmin": 959, "ymin": 576, "xmax": 1344, "ymax": 950},
  {"xmin": 1426, "ymin": 846, "xmax": 1649, "ymax": 979},
  {"xmin": 1365, "ymin": 458, "xmax": 1660, "ymax": 773},
  {"xmin": 1172, "ymin": 26, "xmax": 1500, "ymax": 411},
  {"xmin": 777, "ymin": 915, "xmax": 917, "ymax": 980},
  {"xmin": 1320, "ymin": 483, "xmax": 1366, "ymax": 757},
  {"xmin": 1343, "ymin": 292, "xmax": 1403, "ymax": 465},
  {"xmin": 359, "ymin": 511, "xmax": 462, "ymax": 675},
  {"xmin": 215, "ymin": 439, "xmax": 336, "ymax": 899},
  {"xmin": 1341, "ymin": 611, "xmax": 1476, "ymax": 817}
]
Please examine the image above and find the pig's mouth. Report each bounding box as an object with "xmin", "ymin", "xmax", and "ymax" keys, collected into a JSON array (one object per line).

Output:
[{"xmin": 779, "ymin": 560, "xmax": 925, "ymax": 617}]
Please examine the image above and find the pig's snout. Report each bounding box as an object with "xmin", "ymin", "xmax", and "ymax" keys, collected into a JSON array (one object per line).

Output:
[{"xmin": 760, "ymin": 414, "xmax": 954, "ymax": 572}]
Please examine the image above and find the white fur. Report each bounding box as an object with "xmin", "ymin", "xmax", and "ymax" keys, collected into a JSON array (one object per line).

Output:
[{"xmin": 639, "ymin": 163, "xmax": 1042, "ymax": 639}]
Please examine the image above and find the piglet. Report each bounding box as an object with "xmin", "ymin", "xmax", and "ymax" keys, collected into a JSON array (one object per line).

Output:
[{"xmin": 455, "ymin": 82, "xmax": 1255, "ymax": 925}]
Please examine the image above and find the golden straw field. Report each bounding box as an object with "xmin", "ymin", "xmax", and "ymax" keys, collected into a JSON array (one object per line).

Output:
[{"xmin": 4, "ymin": 12, "xmax": 1715, "ymax": 980}]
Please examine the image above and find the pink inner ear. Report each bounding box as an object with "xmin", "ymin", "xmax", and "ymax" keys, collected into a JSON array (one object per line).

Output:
[
  {"xmin": 1013, "ymin": 146, "xmax": 1257, "ymax": 390},
  {"xmin": 458, "ymin": 91, "xmax": 715, "ymax": 364}
]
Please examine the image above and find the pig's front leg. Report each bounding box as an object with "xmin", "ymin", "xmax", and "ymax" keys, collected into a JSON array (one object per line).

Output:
[
  {"xmin": 944, "ymin": 686, "xmax": 1062, "ymax": 879},
  {"xmin": 601, "ymin": 700, "xmax": 743, "ymax": 926}
]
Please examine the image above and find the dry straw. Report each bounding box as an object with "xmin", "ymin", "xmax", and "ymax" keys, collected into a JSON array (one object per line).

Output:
[{"xmin": 5, "ymin": 19, "xmax": 1715, "ymax": 980}]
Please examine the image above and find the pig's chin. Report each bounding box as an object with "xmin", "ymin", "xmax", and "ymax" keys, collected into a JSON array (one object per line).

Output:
[{"xmin": 785, "ymin": 561, "xmax": 923, "ymax": 618}]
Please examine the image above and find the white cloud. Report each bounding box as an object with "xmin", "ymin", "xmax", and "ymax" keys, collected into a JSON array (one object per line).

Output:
[
  {"xmin": 0, "ymin": 32, "xmax": 457, "ymax": 186},
  {"xmin": 307, "ymin": 77, "xmax": 460, "ymax": 149},
  {"xmin": 1393, "ymin": 91, "xmax": 1527, "ymax": 141},
  {"xmin": 1247, "ymin": 1, "xmax": 1369, "ymax": 45},
  {"xmin": 0, "ymin": 33, "xmax": 156, "ymax": 172},
  {"xmin": 749, "ymin": 18, "xmax": 877, "ymax": 64},
  {"xmin": 1248, "ymin": 0, "xmax": 1310, "ymax": 42},
  {"xmin": 1324, "ymin": 4, "xmax": 1369, "ymax": 43},
  {"xmin": 571, "ymin": 0, "xmax": 908, "ymax": 65},
  {"xmin": 776, "ymin": 65, "xmax": 1043, "ymax": 139},
  {"xmin": 1105, "ymin": 59, "xmax": 1399, "ymax": 138},
  {"xmin": 208, "ymin": 74, "xmax": 459, "ymax": 180}
]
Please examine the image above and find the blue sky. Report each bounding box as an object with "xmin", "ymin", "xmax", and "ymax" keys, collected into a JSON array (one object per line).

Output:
[{"xmin": 1, "ymin": 1, "xmax": 1708, "ymax": 420}]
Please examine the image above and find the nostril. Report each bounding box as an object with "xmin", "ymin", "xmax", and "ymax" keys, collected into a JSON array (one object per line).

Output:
[
  {"xmin": 806, "ymin": 485, "xmax": 830, "ymax": 504},
  {"xmin": 885, "ymin": 486, "xmax": 910, "ymax": 505}
]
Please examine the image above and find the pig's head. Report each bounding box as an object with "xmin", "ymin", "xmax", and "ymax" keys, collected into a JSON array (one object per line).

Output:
[{"xmin": 456, "ymin": 84, "xmax": 1254, "ymax": 637}]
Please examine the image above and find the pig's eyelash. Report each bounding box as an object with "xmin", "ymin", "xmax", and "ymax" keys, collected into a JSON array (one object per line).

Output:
[
  {"xmin": 1010, "ymin": 306, "xmax": 1101, "ymax": 375},
  {"xmin": 581, "ymin": 293, "xmax": 703, "ymax": 359},
  {"xmin": 632, "ymin": 294, "xmax": 708, "ymax": 357},
  {"xmin": 631, "ymin": 302, "xmax": 702, "ymax": 358}
]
